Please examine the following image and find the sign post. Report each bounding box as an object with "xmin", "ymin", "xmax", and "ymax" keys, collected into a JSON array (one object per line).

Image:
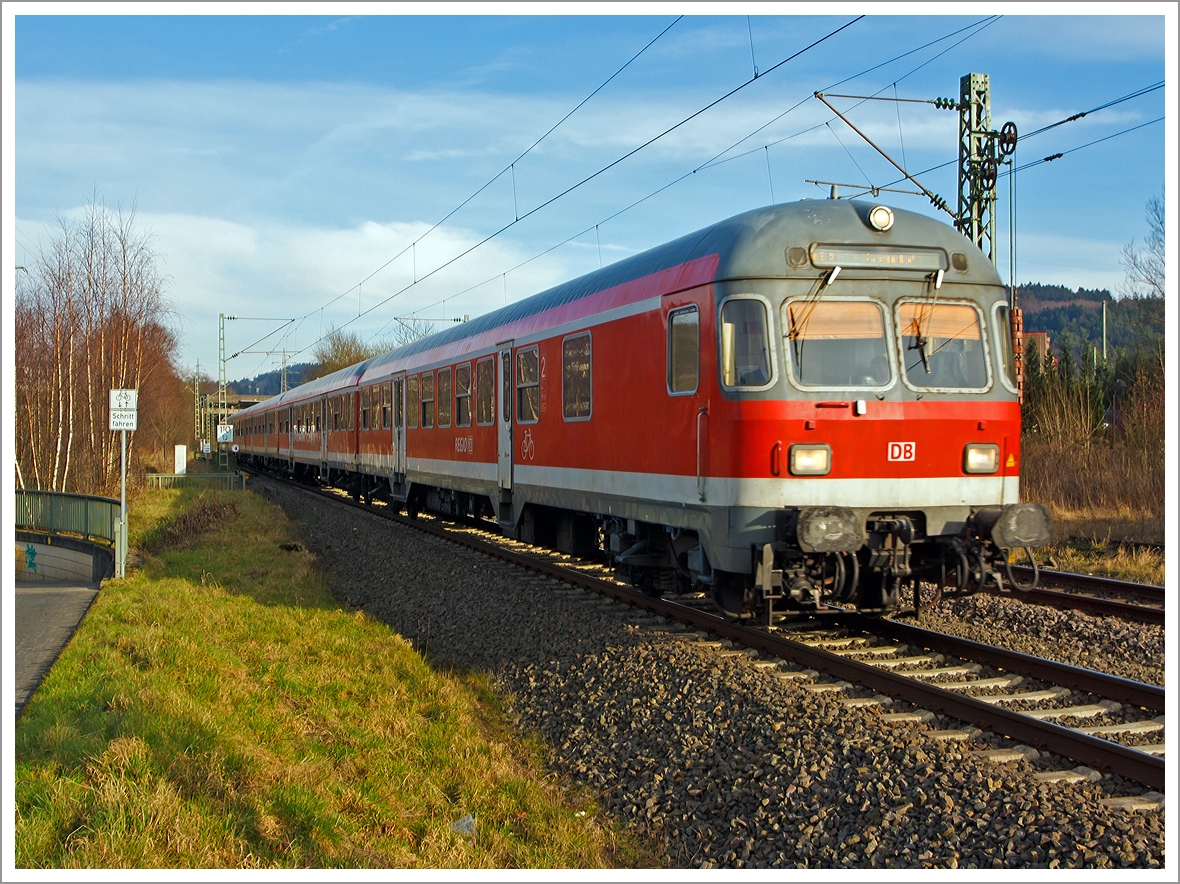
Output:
[{"xmin": 109, "ymin": 390, "xmax": 138, "ymax": 578}]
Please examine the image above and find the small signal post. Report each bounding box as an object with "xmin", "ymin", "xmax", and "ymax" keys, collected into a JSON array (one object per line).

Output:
[{"xmin": 109, "ymin": 389, "xmax": 138, "ymax": 578}]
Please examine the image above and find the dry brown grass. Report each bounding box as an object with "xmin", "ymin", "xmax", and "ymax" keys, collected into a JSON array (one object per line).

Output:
[{"xmin": 1021, "ymin": 439, "xmax": 1163, "ymax": 524}]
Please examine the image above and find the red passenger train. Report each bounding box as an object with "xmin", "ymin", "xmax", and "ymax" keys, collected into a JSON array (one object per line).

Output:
[{"xmin": 231, "ymin": 199, "xmax": 1050, "ymax": 616}]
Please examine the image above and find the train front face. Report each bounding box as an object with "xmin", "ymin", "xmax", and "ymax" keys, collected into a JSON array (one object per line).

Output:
[{"xmin": 712, "ymin": 201, "xmax": 1050, "ymax": 614}]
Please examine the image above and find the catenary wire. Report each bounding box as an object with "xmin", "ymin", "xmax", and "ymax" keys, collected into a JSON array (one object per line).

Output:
[
  {"xmin": 368, "ymin": 20, "xmax": 1006, "ymax": 342},
  {"xmin": 289, "ymin": 15, "xmax": 865, "ymax": 359},
  {"xmin": 287, "ymin": 16, "xmax": 684, "ymax": 330}
]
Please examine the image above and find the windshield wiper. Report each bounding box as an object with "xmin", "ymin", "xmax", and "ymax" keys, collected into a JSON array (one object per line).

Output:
[
  {"xmin": 911, "ymin": 268, "xmax": 945, "ymax": 373},
  {"xmin": 788, "ymin": 265, "xmax": 841, "ymax": 367}
]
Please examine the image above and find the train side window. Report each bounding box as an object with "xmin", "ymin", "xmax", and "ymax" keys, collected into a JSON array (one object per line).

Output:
[
  {"xmin": 393, "ymin": 379, "xmax": 403, "ymax": 428},
  {"xmin": 437, "ymin": 368, "xmax": 452, "ymax": 427},
  {"xmin": 407, "ymin": 376, "xmax": 419, "ymax": 429},
  {"xmin": 720, "ymin": 297, "xmax": 772, "ymax": 388},
  {"xmin": 421, "ymin": 373, "xmax": 435, "ymax": 428},
  {"xmin": 502, "ymin": 354, "xmax": 511, "ymax": 424},
  {"xmin": 475, "ymin": 357, "xmax": 494, "ymax": 426},
  {"xmin": 516, "ymin": 347, "xmax": 540, "ymax": 424},
  {"xmin": 897, "ymin": 301, "xmax": 990, "ymax": 391},
  {"xmin": 382, "ymin": 382, "xmax": 392, "ymax": 429},
  {"xmin": 562, "ymin": 333, "xmax": 592, "ymax": 420},
  {"xmin": 667, "ymin": 307, "xmax": 700, "ymax": 394},
  {"xmin": 361, "ymin": 387, "xmax": 370, "ymax": 431},
  {"xmin": 784, "ymin": 299, "xmax": 891, "ymax": 388},
  {"xmin": 993, "ymin": 303, "xmax": 1018, "ymax": 392},
  {"xmin": 456, "ymin": 363, "xmax": 472, "ymax": 427},
  {"xmin": 349, "ymin": 393, "xmax": 356, "ymax": 431}
]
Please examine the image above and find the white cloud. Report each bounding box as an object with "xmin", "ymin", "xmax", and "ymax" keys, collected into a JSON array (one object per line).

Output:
[{"xmin": 1013, "ymin": 230, "xmax": 1128, "ymax": 294}]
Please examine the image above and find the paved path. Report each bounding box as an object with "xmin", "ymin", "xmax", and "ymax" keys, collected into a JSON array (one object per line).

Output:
[{"xmin": 15, "ymin": 581, "xmax": 99, "ymax": 718}]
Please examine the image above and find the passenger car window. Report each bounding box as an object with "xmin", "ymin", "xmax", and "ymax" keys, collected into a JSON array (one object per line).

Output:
[
  {"xmin": 562, "ymin": 334, "xmax": 591, "ymax": 420},
  {"xmin": 720, "ymin": 299, "xmax": 771, "ymax": 387},
  {"xmin": 407, "ymin": 376, "xmax": 419, "ymax": 429},
  {"xmin": 437, "ymin": 368, "xmax": 452, "ymax": 427},
  {"xmin": 382, "ymin": 382, "xmax": 391, "ymax": 429},
  {"xmin": 785, "ymin": 300, "xmax": 890, "ymax": 387},
  {"xmin": 421, "ymin": 373, "xmax": 435, "ymax": 428},
  {"xmin": 898, "ymin": 301, "xmax": 989, "ymax": 390},
  {"xmin": 517, "ymin": 348, "xmax": 540, "ymax": 423},
  {"xmin": 668, "ymin": 307, "xmax": 699, "ymax": 394},
  {"xmin": 476, "ymin": 358, "xmax": 495, "ymax": 425},
  {"xmin": 456, "ymin": 363, "xmax": 472, "ymax": 427}
]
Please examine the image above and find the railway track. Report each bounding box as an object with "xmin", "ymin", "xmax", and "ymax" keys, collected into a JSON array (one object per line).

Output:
[
  {"xmin": 986, "ymin": 568, "xmax": 1164, "ymax": 624},
  {"xmin": 242, "ymin": 470, "xmax": 1165, "ymax": 794}
]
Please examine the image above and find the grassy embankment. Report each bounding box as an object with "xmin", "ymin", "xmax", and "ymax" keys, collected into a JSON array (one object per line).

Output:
[{"xmin": 15, "ymin": 486, "xmax": 647, "ymax": 868}]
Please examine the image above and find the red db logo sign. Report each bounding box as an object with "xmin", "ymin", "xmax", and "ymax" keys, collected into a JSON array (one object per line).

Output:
[{"xmin": 888, "ymin": 442, "xmax": 915, "ymax": 462}]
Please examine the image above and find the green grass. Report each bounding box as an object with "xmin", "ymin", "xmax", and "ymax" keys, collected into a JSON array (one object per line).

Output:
[{"xmin": 16, "ymin": 487, "xmax": 648, "ymax": 868}]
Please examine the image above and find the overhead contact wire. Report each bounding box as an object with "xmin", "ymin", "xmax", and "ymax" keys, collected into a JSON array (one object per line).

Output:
[
  {"xmin": 290, "ymin": 16, "xmax": 684, "ymax": 338},
  {"xmin": 297, "ymin": 15, "xmax": 865, "ymax": 357},
  {"xmin": 371, "ymin": 16, "xmax": 1003, "ymax": 343}
]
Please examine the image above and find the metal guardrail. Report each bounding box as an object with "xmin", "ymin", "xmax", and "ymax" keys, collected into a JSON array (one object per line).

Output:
[
  {"xmin": 15, "ymin": 491, "xmax": 120, "ymax": 546},
  {"xmin": 146, "ymin": 473, "xmax": 245, "ymax": 491}
]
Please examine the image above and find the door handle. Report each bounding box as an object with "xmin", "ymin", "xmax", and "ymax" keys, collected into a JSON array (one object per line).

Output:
[{"xmin": 696, "ymin": 406, "xmax": 707, "ymax": 501}]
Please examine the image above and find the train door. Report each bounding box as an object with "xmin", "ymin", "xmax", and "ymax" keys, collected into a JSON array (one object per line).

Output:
[
  {"xmin": 286, "ymin": 405, "xmax": 294, "ymax": 469},
  {"xmin": 392, "ymin": 372, "xmax": 406, "ymax": 481},
  {"xmin": 319, "ymin": 397, "xmax": 328, "ymax": 469},
  {"xmin": 497, "ymin": 341, "xmax": 513, "ymax": 492}
]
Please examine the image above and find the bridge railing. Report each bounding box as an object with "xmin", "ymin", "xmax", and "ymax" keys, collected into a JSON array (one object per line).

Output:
[
  {"xmin": 145, "ymin": 473, "xmax": 245, "ymax": 491},
  {"xmin": 15, "ymin": 491, "xmax": 121, "ymax": 546}
]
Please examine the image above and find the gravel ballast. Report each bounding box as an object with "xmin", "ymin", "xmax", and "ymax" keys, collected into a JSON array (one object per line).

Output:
[
  {"xmin": 253, "ymin": 478, "xmax": 1165, "ymax": 869},
  {"xmin": 913, "ymin": 588, "xmax": 1164, "ymax": 687}
]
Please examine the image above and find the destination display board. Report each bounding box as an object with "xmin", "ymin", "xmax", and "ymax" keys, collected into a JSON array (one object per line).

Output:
[{"xmin": 810, "ymin": 244, "xmax": 947, "ymax": 272}]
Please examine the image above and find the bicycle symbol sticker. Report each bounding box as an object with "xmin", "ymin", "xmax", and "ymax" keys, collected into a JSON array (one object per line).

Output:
[{"xmin": 521, "ymin": 429, "xmax": 535, "ymax": 461}]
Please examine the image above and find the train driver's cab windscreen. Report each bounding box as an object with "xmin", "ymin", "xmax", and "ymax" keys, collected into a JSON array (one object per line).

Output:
[
  {"xmin": 898, "ymin": 302, "xmax": 988, "ymax": 389},
  {"xmin": 720, "ymin": 299, "xmax": 770, "ymax": 387},
  {"xmin": 785, "ymin": 300, "xmax": 889, "ymax": 387}
]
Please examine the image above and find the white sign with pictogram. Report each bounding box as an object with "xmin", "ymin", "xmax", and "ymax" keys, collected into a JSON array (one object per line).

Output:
[
  {"xmin": 217, "ymin": 424, "xmax": 234, "ymax": 443},
  {"xmin": 109, "ymin": 389, "xmax": 138, "ymax": 431}
]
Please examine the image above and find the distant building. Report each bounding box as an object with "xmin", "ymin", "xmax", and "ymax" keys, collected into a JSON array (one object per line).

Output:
[{"xmin": 1024, "ymin": 332, "xmax": 1051, "ymax": 363}]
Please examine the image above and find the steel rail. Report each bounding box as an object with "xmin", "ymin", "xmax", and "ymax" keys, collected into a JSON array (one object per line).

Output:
[
  {"xmin": 1016, "ymin": 567, "xmax": 1165, "ymax": 603},
  {"xmin": 244, "ymin": 471, "xmax": 1166, "ymax": 791},
  {"xmin": 841, "ymin": 615, "xmax": 1164, "ymax": 713},
  {"xmin": 985, "ymin": 585, "xmax": 1163, "ymax": 624}
]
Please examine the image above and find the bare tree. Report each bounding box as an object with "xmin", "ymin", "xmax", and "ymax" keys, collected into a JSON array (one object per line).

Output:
[
  {"xmin": 15, "ymin": 197, "xmax": 179, "ymax": 494},
  {"xmin": 1120, "ymin": 193, "xmax": 1164, "ymax": 299},
  {"xmin": 306, "ymin": 318, "xmax": 435, "ymax": 380},
  {"xmin": 307, "ymin": 326, "xmax": 380, "ymax": 380},
  {"xmin": 389, "ymin": 317, "xmax": 435, "ymax": 348}
]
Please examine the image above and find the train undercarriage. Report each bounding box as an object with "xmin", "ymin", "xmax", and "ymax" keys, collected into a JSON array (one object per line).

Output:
[{"xmin": 244, "ymin": 452, "xmax": 1049, "ymax": 618}]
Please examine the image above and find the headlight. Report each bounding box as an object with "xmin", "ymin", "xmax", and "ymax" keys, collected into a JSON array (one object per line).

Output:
[
  {"xmin": 963, "ymin": 443, "xmax": 1000, "ymax": 474},
  {"xmin": 789, "ymin": 444, "xmax": 831, "ymax": 476},
  {"xmin": 868, "ymin": 205, "xmax": 894, "ymax": 231}
]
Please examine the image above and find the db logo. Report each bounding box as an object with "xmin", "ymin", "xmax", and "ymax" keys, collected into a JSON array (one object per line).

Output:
[{"xmin": 888, "ymin": 442, "xmax": 915, "ymax": 462}]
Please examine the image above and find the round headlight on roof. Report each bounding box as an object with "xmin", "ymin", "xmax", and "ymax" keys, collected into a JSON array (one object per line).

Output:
[{"xmin": 868, "ymin": 205, "xmax": 894, "ymax": 231}]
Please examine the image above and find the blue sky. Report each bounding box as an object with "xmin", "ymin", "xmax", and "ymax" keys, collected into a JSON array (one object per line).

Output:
[{"xmin": 7, "ymin": 7, "xmax": 1174, "ymax": 381}]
